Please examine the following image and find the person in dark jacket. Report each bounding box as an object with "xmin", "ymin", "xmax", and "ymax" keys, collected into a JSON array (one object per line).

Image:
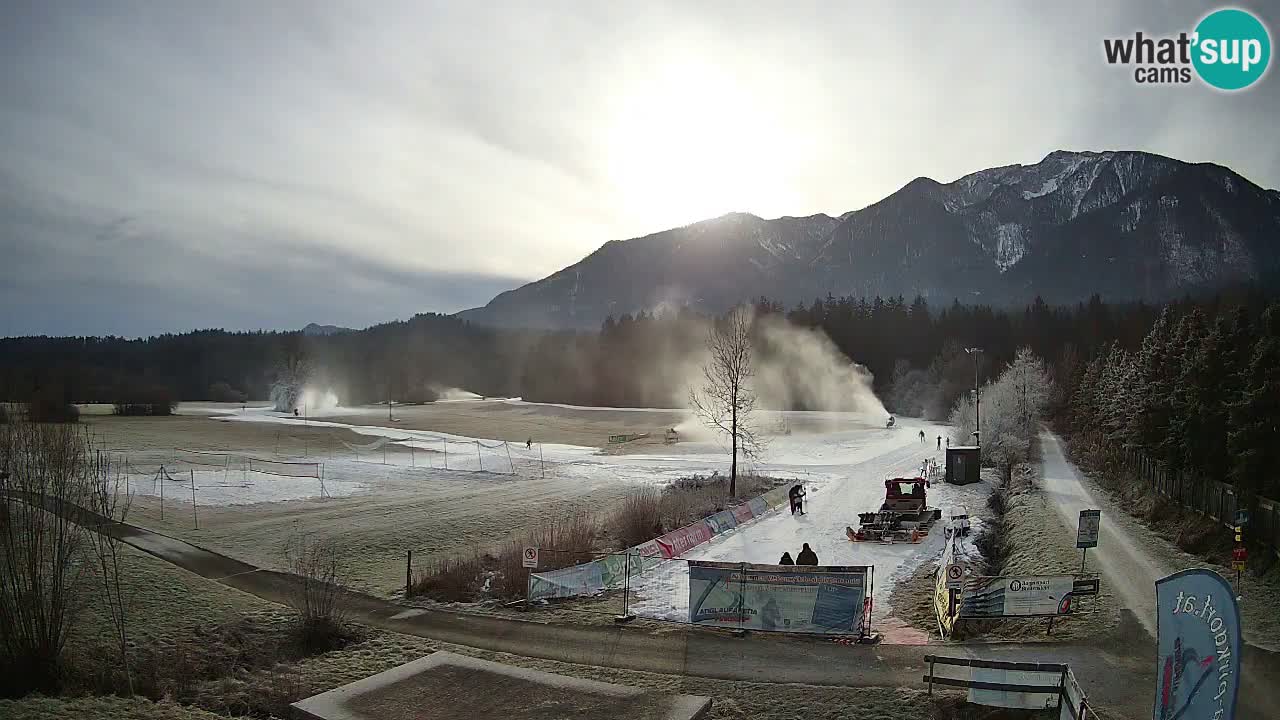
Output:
[
  {"xmin": 796, "ymin": 543, "xmax": 819, "ymax": 565},
  {"xmin": 778, "ymin": 552, "xmax": 794, "ymax": 565},
  {"xmin": 788, "ymin": 484, "xmax": 806, "ymax": 515}
]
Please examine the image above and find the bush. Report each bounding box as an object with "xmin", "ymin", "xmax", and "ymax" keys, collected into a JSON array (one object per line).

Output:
[
  {"xmin": 281, "ymin": 535, "xmax": 351, "ymax": 651},
  {"xmin": 612, "ymin": 487, "xmax": 663, "ymax": 548},
  {"xmin": 26, "ymin": 387, "xmax": 79, "ymax": 423},
  {"xmin": 207, "ymin": 381, "xmax": 247, "ymax": 404},
  {"xmin": 412, "ymin": 511, "xmax": 600, "ymax": 601},
  {"xmin": 411, "ymin": 554, "xmax": 483, "ymax": 602},
  {"xmin": 113, "ymin": 384, "xmax": 176, "ymax": 416}
]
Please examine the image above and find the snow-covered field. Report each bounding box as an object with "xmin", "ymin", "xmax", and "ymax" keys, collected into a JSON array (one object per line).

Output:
[{"xmin": 101, "ymin": 402, "xmax": 991, "ymax": 605}]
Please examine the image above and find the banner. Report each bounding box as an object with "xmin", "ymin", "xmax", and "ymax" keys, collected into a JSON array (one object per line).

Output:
[
  {"xmin": 732, "ymin": 503, "xmax": 755, "ymax": 525},
  {"xmin": 1154, "ymin": 569, "xmax": 1241, "ymax": 720},
  {"xmin": 688, "ymin": 561, "xmax": 869, "ymax": 635},
  {"xmin": 934, "ymin": 537, "xmax": 960, "ymax": 636},
  {"xmin": 528, "ymin": 562, "xmax": 604, "ymax": 600},
  {"xmin": 961, "ymin": 575, "xmax": 1077, "ymax": 618},
  {"xmin": 705, "ymin": 510, "xmax": 738, "ymax": 534},
  {"xmin": 656, "ymin": 521, "xmax": 714, "ymax": 558}
]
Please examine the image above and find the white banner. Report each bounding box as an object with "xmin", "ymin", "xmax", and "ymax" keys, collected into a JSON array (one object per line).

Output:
[{"xmin": 961, "ymin": 575, "xmax": 1078, "ymax": 618}]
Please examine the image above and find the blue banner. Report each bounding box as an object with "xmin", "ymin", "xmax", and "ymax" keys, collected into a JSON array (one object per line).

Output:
[
  {"xmin": 688, "ymin": 561, "xmax": 868, "ymax": 635},
  {"xmin": 1154, "ymin": 569, "xmax": 1241, "ymax": 720}
]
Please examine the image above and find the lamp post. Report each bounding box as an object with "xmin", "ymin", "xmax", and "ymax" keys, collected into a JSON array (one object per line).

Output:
[{"xmin": 965, "ymin": 347, "xmax": 983, "ymax": 446}]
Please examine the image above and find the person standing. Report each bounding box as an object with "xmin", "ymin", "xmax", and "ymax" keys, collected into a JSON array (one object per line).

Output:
[
  {"xmin": 796, "ymin": 543, "xmax": 819, "ymax": 565},
  {"xmin": 789, "ymin": 484, "xmax": 807, "ymax": 515},
  {"xmin": 779, "ymin": 552, "xmax": 795, "ymax": 565},
  {"xmin": 937, "ymin": 435, "xmax": 941, "ymax": 450}
]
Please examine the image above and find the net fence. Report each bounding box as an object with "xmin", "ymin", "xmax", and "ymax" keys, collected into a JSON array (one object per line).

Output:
[{"xmin": 247, "ymin": 457, "xmax": 322, "ymax": 479}]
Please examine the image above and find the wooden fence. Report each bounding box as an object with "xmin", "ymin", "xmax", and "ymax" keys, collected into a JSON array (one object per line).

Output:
[{"xmin": 1121, "ymin": 449, "xmax": 1280, "ymax": 559}]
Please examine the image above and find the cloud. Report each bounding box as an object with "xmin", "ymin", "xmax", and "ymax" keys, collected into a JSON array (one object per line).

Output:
[{"xmin": 1, "ymin": 1, "xmax": 1277, "ymax": 336}]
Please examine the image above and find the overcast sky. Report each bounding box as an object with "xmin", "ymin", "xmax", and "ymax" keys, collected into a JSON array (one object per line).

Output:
[{"xmin": 3, "ymin": 1, "xmax": 1278, "ymax": 337}]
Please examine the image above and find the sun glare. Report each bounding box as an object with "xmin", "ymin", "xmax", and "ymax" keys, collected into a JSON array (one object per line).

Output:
[{"xmin": 604, "ymin": 60, "xmax": 792, "ymax": 229}]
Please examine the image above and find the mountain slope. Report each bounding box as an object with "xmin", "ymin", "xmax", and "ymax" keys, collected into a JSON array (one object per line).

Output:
[{"xmin": 459, "ymin": 151, "xmax": 1280, "ymax": 328}]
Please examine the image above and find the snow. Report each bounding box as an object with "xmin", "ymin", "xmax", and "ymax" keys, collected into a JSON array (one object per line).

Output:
[
  {"xmin": 148, "ymin": 405, "xmax": 991, "ymax": 629},
  {"xmin": 1022, "ymin": 177, "xmax": 1059, "ymax": 200},
  {"xmin": 993, "ymin": 223, "xmax": 1027, "ymax": 272},
  {"xmin": 627, "ymin": 417, "xmax": 991, "ymax": 629}
]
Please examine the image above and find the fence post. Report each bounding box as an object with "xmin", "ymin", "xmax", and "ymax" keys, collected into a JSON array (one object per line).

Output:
[
  {"xmin": 406, "ymin": 550, "xmax": 413, "ymax": 598},
  {"xmin": 927, "ymin": 656, "xmax": 935, "ymax": 695},
  {"xmin": 476, "ymin": 442, "xmax": 483, "ymax": 471},
  {"xmin": 190, "ymin": 468, "xmax": 198, "ymax": 530},
  {"xmin": 539, "ymin": 443, "xmax": 545, "ymax": 478},
  {"xmin": 616, "ymin": 552, "xmax": 636, "ymax": 623}
]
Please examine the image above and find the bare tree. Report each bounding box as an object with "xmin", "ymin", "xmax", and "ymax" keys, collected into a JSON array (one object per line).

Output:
[
  {"xmin": 689, "ymin": 306, "xmax": 761, "ymax": 496},
  {"xmin": 0, "ymin": 419, "xmax": 91, "ymax": 694},
  {"xmin": 84, "ymin": 448, "xmax": 134, "ymax": 694}
]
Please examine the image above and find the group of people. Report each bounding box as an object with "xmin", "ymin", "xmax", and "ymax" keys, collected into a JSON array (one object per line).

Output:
[
  {"xmin": 778, "ymin": 543, "xmax": 819, "ymax": 566},
  {"xmin": 916, "ymin": 430, "xmax": 949, "ymax": 450}
]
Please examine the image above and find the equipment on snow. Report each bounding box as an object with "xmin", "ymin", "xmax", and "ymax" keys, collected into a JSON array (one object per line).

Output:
[
  {"xmin": 886, "ymin": 415, "xmax": 896, "ymax": 428},
  {"xmin": 846, "ymin": 478, "xmax": 942, "ymax": 543}
]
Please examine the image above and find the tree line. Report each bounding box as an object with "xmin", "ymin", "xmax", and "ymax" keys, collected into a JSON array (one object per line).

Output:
[
  {"xmin": 0, "ymin": 287, "xmax": 1273, "ymax": 431},
  {"xmin": 1063, "ymin": 297, "xmax": 1280, "ymax": 499}
]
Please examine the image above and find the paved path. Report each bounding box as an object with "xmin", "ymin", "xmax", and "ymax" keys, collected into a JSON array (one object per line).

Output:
[{"xmin": 1038, "ymin": 430, "xmax": 1280, "ymax": 717}]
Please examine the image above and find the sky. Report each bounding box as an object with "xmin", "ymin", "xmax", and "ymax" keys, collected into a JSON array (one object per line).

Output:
[{"xmin": 3, "ymin": 1, "xmax": 1279, "ymax": 337}]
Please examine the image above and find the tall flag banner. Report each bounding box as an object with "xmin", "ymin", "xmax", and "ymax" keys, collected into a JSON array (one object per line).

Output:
[{"xmin": 1154, "ymin": 569, "xmax": 1241, "ymax": 720}]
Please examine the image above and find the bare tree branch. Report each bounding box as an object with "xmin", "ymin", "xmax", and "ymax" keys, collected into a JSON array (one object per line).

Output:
[{"xmin": 689, "ymin": 306, "xmax": 764, "ymax": 495}]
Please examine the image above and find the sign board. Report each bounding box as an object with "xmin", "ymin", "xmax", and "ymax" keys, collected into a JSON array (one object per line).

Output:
[
  {"xmin": 1232, "ymin": 560, "xmax": 1246, "ymax": 572},
  {"xmin": 946, "ymin": 563, "xmax": 966, "ymax": 590},
  {"xmin": 688, "ymin": 561, "xmax": 869, "ymax": 635},
  {"xmin": 1234, "ymin": 509, "xmax": 1249, "ymax": 527},
  {"xmin": 961, "ymin": 576, "xmax": 1078, "ymax": 618},
  {"xmin": 1072, "ymin": 577, "xmax": 1100, "ymax": 597},
  {"xmin": 522, "ymin": 546, "xmax": 538, "ymax": 569},
  {"xmin": 1154, "ymin": 570, "xmax": 1241, "ymax": 720},
  {"xmin": 1076, "ymin": 509, "xmax": 1101, "ymax": 549}
]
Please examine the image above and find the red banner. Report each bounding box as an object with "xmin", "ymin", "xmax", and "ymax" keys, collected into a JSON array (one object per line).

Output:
[
  {"xmin": 656, "ymin": 521, "xmax": 714, "ymax": 558},
  {"xmin": 732, "ymin": 503, "xmax": 755, "ymax": 525}
]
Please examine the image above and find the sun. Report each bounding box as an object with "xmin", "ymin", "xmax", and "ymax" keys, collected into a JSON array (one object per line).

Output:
[{"xmin": 603, "ymin": 60, "xmax": 791, "ymax": 229}]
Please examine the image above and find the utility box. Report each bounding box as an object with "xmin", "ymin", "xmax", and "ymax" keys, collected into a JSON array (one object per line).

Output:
[{"xmin": 946, "ymin": 446, "xmax": 981, "ymax": 485}]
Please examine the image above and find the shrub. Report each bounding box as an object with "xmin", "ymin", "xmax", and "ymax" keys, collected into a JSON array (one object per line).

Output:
[
  {"xmin": 281, "ymin": 534, "xmax": 351, "ymax": 651},
  {"xmin": 113, "ymin": 384, "xmax": 176, "ymax": 416},
  {"xmin": 413, "ymin": 511, "xmax": 600, "ymax": 601},
  {"xmin": 411, "ymin": 554, "xmax": 483, "ymax": 602},
  {"xmin": 26, "ymin": 386, "xmax": 79, "ymax": 423},
  {"xmin": 612, "ymin": 486, "xmax": 663, "ymax": 548},
  {"xmin": 207, "ymin": 381, "xmax": 247, "ymax": 404}
]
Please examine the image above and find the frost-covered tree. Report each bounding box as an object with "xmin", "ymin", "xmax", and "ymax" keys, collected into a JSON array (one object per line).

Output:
[
  {"xmin": 947, "ymin": 347, "xmax": 1052, "ymax": 475},
  {"xmin": 1229, "ymin": 306, "xmax": 1280, "ymax": 499}
]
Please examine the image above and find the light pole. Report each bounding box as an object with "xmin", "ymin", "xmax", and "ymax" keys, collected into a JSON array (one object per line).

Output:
[{"xmin": 965, "ymin": 347, "xmax": 983, "ymax": 446}]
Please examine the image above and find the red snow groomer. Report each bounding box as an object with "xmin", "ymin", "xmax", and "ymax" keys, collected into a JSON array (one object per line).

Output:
[{"xmin": 846, "ymin": 478, "xmax": 942, "ymax": 543}]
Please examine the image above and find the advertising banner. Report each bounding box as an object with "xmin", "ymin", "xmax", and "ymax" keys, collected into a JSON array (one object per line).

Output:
[
  {"xmin": 934, "ymin": 537, "xmax": 960, "ymax": 636},
  {"xmin": 688, "ymin": 561, "xmax": 869, "ymax": 635},
  {"xmin": 705, "ymin": 510, "xmax": 738, "ymax": 534},
  {"xmin": 961, "ymin": 575, "xmax": 1078, "ymax": 618},
  {"xmin": 748, "ymin": 497, "xmax": 769, "ymax": 518},
  {"xmin": 528, "ymin": 561, "xmax": 605, "ymax": 600},
  {"xmin": 732, "ymin": 503, "xmax": 755, "ymax": 525},
  {"xmin": 762, "ymin": 486, "xmax": 791, "ymax": 509},
  {"xmin": 1153, "ymin": 569, "xmax": 1241, "ymax": 720},
  {"xmin": 656, "ymin": 521, "xmax": 714, "ymax": 558}
]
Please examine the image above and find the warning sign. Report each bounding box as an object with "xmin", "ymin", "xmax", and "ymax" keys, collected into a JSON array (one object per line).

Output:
[
  {"xmin": 946, "ymin": 563, "xmax": 965, "ymax": 590},
  {"xmin": 522, "ymin": 547, "xmax": 538, "ymax": 569}
]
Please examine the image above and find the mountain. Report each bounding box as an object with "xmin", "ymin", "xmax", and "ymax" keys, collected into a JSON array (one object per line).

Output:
[
  {"xmin": 458, "ymin": 151, "xmax": 1280, "ymax": 328},
  {"xmin": 301, "ymin": 323, "xmax": 353, "ymax": 336}
]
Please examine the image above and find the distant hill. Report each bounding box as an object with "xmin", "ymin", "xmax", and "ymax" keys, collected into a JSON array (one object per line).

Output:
[
  {"xmin": 458, "ymin": 150, "xmax": 1280, "ymax": 328},
  {"xmin": 301, "ymin": 323, "xmax": 352, "ymax": 336}
]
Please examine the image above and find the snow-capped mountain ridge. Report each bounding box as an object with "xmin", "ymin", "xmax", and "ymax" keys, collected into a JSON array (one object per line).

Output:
[{"xmin": 458, "ymin": 150, "xmax": 1280, "ymax": 329}]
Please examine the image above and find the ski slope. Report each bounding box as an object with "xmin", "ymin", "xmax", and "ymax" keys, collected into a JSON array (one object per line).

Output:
[{"xmin": 628, "ymin": 416, "xmax": 990, "ymax": 630}]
